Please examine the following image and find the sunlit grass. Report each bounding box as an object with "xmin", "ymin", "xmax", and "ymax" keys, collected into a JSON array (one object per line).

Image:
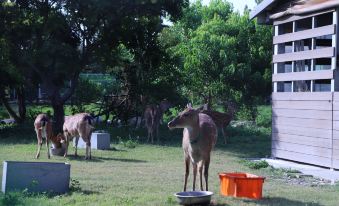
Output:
[{"xmin": 0, "ymin": 122, "xmax": 338, "ymax": 206}]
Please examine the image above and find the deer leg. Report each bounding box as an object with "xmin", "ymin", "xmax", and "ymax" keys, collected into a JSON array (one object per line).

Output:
[
  {"xmin": 36, "ymin": 141, "xmax": 42, "ymax": 159},
  {"xmin": 74, "ymin": 136, "xmax": 79, "ymax": 157},
  {"xmin": 192, "ymin": 163, "xmax": 197, "ymax": 191},
  {"xmin": 198, "ymin": 162, "xmax": 204, "ymax": 191},
  {"xmin": 35, "ymin": 129, "xmax": 42, "ymax": 159},
  {"xmin": 221, "ymin": 127, "xmax": 227, "ymax": 144},
  {"xmin": 184, "ymin": 157, "xmax": 190, "ymax": 192},
  {"xmin": 204, "ymin": 157, "xmax": 210, "ymax": 191},
  {"xmin": 46, "ymin": 138, "xmax": 50, "ymax": 159},
  {"xmin": 156, "ymin": 125, "xmax": 159, "ymax": 143},
  {"xmin": 86, "ymin": 140, "xmax": 91, "ymax": 160},
  {"xmin": 147, "ymin": 128, "xmax": 151, "ymax": 143},
  {"xmin": 88, "ymin": 134, "xmax": 92, "ymax": 160},
  {"xmin": 151, "ymin": 128, "xmax": 154, "ymax": 144},
  {"xmin": 64, "ymin": 135, "xmax": 69, "ymax": 158}
]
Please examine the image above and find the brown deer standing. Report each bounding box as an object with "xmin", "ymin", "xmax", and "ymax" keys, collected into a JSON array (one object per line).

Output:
[
  {"xmin": 144, "ymin": 100, "xmax": 171, "ymax": 143},
  {"xmin": 34, "ymin": 114, "xmax": 65, "ymax": 159},
  {"xmin": 168, "ymin": 104, "xmax": 217, "ymax": 191},
  {"xmin": 63, "ymin": 113, "xmax": 94, "ymax": 159},
  {"xmin": 197, "ymin": 103, "xmax": 236, "ymax": 144}
]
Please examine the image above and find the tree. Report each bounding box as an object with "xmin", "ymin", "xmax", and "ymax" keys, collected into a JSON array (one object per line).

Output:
[
  {"xmin": 255, "ymin": 0, "xmax": 264, "ymax": 4},
  {"xmin": 1, "ymin": 0, "xmax": 189, "ymax": 131},
  {"xmin": 162, "ymin": 0, "xmax": 272, "ymax": 117},
  {"xmin": 0, "ymin": 2, "xmax": 27, "ymax": 123}
]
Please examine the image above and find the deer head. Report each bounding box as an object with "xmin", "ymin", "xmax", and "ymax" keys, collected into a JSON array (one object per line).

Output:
[{"xmin": 168, "ymin": 103, "xmax": 199, "ymax": 129}]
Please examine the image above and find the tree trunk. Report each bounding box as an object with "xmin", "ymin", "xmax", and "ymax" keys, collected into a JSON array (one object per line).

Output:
[
  {"xmin": 17, "ymin": 85, "xmax": 26, "ymax": 121},
  {"xmin": 0, "ymin": 87, "xmax": 24, "ymax": 123},
  {"xmin": 51, "ymin": 99, "xmax": 65, "ymax": 136}
]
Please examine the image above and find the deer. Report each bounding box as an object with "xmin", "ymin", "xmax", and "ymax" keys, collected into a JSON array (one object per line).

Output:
[
  {"xmin": 197, "ymin": 103, "xmax": 236, "ymax": 144},
  {"xmin": 168, "ymin": 104, "xmax": 217, "ymax": 191},
  {"xmin": 34, "ymin": 114, "xmax": 65, "ymax": 159},
  {"xmin": 144, "ymin": 100, "xmax": 171, "ymax": 143},
  {"xmin": 63, "ymin": 113, "xmax": 94, "ymax": 159}
]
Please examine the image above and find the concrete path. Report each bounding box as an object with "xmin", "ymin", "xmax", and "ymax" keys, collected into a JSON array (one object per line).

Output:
[{"xmin": 258, "ymin": 158, "xmax": 339, "ymax": 184}]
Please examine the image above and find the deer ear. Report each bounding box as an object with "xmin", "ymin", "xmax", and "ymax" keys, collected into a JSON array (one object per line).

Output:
[{"xmin": 186, "ymin": 103, "xmax": 192, "ymax": 108}]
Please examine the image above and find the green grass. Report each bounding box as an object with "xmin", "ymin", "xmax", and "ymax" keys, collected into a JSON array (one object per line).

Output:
[{"xmin": 0, "ymin": 122, "xmax": 339, "ymax": 206}]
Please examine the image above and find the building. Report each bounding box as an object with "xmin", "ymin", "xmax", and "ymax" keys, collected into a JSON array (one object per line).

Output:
[{"xmin": 251, "ymin": 0, "xmax": 339, "ymax": 168}]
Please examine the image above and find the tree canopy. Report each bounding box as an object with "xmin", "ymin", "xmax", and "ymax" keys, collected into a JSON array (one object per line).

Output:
[
  {"xmin": 0, "ymin": 0, "xmax": 272, "ymax": 126},
  {"xmin": 160, "ymin": 0, "xmax": 272, "ymax": 116}
]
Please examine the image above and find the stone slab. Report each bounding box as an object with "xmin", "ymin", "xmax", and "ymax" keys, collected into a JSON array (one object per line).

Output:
[
  {"xmin": 2, "ymin": 161, "xmax": 70, "ymax": 194},
  {"xmin": 73, "ymin": 132, "xmax": 110, "ymax": 150}
]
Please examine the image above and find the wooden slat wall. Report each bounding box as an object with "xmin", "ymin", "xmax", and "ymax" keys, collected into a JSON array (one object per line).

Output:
[
  {"xmin": 273, "ymin": 25, "xmax": 336, "ymax": 45},
  {"xmin": 272, "ymin": 70, "xmax": 334, "ymax": 82},
  {"xmin": 332, "ymin": 93, "xmax": 339, "ymax": 168},
  {"xmin": 273, "ymin": 9, "xmax": 335, "ymax": 25},
  {"xmin": 272, "ymin": 92, "xmax": 333, "ymax": 101},
  {"xmin": 273, "ymin": 47, "xmax": 335, "ymax": 63},
  {"xmin": 272, "ymin": 92, "xmax": 332, "ymax": 168}
]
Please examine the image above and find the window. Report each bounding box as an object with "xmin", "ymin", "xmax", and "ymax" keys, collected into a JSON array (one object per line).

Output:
[
  {"xmin": 278, "ymin": 62, "xmax": 292, "ymax": 73},
  {"xmin": 294, "ymin": 60, "xmax": 311, "ymax": 72},
  {"xmin": 277, "ymin": 81, "xmax": 292, "ymax": 92},
  {"xmin": 278, "ymin": 42, "xmax": 293, "ymax": 54},
  {"xmin": 274, "ymin": 11, "xmax": 335, "ymax": 93},
  {"xmin": 295, "ymin": 17, "xmax": 312, "ymax": 32},
  {"xmin": 315, "ymin": 12, "xmax": 333, "ymax": 27},
  {"xmin": 294, "ymin": 39, "xmax": 312, "ymax": 51},
  {"xmin": 314, "ymin": 58, "xmax": 331, "ymax": 70},
  {"xmin": 315, "ymin": 35, "xmax": 332, "ymax": 49},
  {"xmin": 294, "ymin": 81, "xmax": 311, "ymax": 92},
  {"xmin": 278, "ymin": 22, "xmax": 293, "ymax": 35},
  {"xmin": 314, "ymin": 79, "xmax": 331, "ymax": 92}
]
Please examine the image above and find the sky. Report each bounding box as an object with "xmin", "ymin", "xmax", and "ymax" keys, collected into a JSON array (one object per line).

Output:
[
  {"xmin": 201, "ymin": 0, "xmax": 257, "ymax": 13},
  {"xmin": 163, "ymin": 0, "xmax": 258, "ymax": 25}
]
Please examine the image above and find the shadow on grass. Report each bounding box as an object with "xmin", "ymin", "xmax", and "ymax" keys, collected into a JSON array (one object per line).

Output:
[
  {"xmin": 0, "ymin": 121, "xmax": 272, "ymax": 160},
  {"xmin": 0, "ymin": 188, "xmax": 101, "ymax": 206},
  {"xmin": 104, "ymin": 147, "xmax": 127, "ymax": 152},
  {"xmin": 69, "ymin": 189, "xmax": 101, "ymax": 196},
  {"xmin": 241, "ymin": 197, "xmax": 324, "ymax": 206},
  {"xmin": 96, "ymin": 156, "xmax": 147, "ymax": 163},
  {"xmin": 214, "ymin": 126, "xmax": 271, "ymax": 158},
  {"xmin": 161, "ymin": 124, "xmax": 271, "ymax": 159},
  {"xmin": 66, "ymin": 154, "xmax": 147, "ymax": 163}
]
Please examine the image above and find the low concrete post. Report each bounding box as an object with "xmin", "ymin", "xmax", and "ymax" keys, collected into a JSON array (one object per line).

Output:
[
  {"xmin": 74, "ymin": 132, "xmax": 110, "ymax": 150},
  {"xmin": 2, "ymin": 161, "xmax": 70, "ymax": 194}
]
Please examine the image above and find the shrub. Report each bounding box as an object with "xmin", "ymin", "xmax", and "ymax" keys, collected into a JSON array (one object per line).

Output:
[
  {"xmin": 242, "ymin": 160, "xmax": 269, "ymax": 170},
  {"xmin": 162, "ymin": 106, "xmax": 182, "ymax": 123},
  {"xmin": 71, "ymin": 79, "xmax": 101, "ymax": 113},
  {"xmin": 117, "ymin": 135, "xmax": 139, "ymax": 148},
  {"xmin": 256, "ymin": 106, "xmax": 271, "ymax": 128}
]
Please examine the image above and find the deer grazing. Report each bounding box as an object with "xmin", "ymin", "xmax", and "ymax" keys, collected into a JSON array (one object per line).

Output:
[
  {"xmin": 144, "ymin": 100, "xmax": 171, "ymax": 143},
  {"xmin": 34, "ymin": 114, "xmax": 65, "ymax": 159},
  {"xmin": 168, "ymin": 104, "xmax": 217, "ymax": 191},
  {"xmin": 63, "ymin": 113, "xmax": 94, "ymax": 159},
  {"xmin": 197, "ymin": 103, "xmax": 236, "ymax": 144}
]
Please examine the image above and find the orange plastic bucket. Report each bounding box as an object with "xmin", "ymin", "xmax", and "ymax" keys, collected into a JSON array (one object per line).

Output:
[{"xmin": 219, "ymin": 172, "xmax": 265, "ymax": 199}]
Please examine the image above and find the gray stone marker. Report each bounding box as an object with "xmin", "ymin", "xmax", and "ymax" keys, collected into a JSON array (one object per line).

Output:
[
  {"xmin": 2, "ymin": 161, "xmax": 70, "ymax": 194},
  {"xmin": 73, "ymin": 132, "xmax": 110, "ymax": 150}
]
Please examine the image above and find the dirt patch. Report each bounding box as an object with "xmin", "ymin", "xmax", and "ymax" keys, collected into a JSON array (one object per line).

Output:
[{"xmin": 267, "ymin": 167, "xmax": 331, "ymax": 187}]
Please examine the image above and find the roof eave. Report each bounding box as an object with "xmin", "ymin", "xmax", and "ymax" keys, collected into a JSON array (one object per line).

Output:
[{"xmin": 250, "ymin": 0, "xmax": 279, "ymax": 23}]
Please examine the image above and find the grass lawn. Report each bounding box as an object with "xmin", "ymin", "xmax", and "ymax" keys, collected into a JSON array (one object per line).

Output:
[{"xmin": 0, "ymin": 122, "xmax": 338, "ymax": 206}]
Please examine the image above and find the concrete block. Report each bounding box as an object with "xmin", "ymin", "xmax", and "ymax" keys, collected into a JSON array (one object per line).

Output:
[
  {"xmin": 2, "ymin": 161, "xmax": 70, "ymax": 194},
  {"xmin": 73, "ymin": 132, "xmax": 110, "ymax": 150}
]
